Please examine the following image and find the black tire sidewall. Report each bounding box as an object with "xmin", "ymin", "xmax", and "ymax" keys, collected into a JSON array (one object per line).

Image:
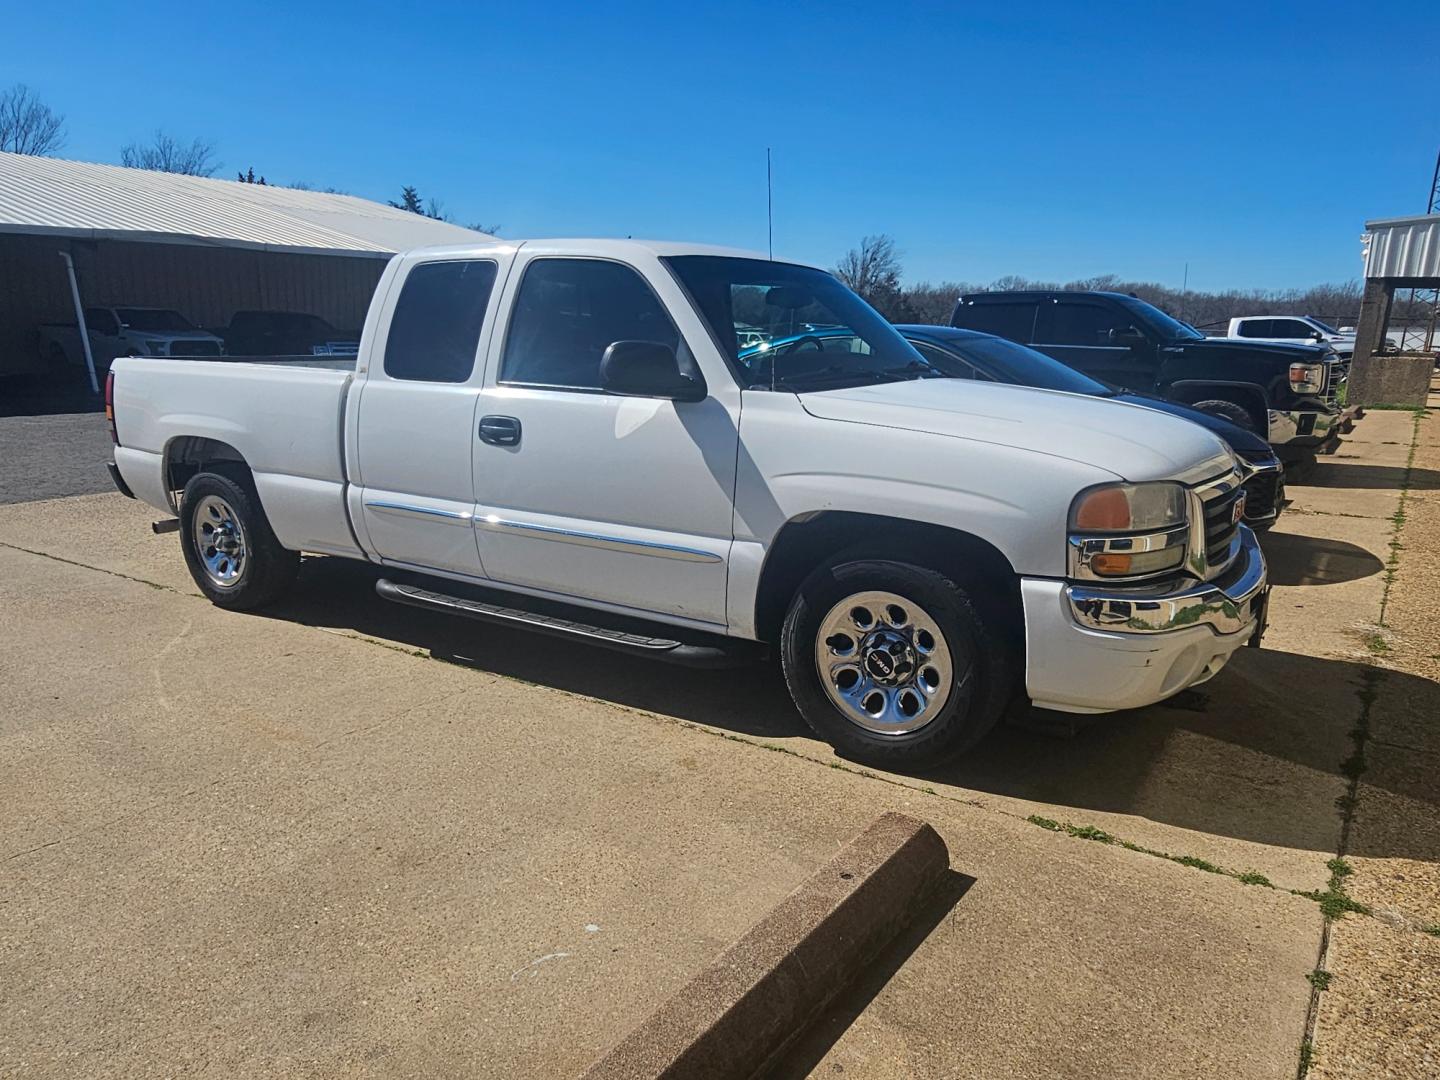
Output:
[
  {"xmin": 179, "ymin": 471, "xmax": 295, "ymax": 610},
  {"xmin": 780, "ymin": 559, "xmax": 1010, "ymax": 766},
  {"xmin": 1192, "ymin": 399, "xmax": 1258, "ymax": 433}
]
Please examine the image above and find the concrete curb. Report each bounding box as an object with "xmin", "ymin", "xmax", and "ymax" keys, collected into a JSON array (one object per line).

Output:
[{"xmin": 579, "ymin": 812, "xmax": 949, "ymax": 1080}]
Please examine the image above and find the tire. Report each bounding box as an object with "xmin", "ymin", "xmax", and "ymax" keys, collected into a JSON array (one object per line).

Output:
[
  {"xmin": 780, "ymin": 558, "xmax": 1015, "ymax": 767},
  {"xmin": 1192, "ymin": 399, "xmax": 1259, "ymax": 433},
  {"xmin": 179, "ymin": 469, "xmax": 299, "ymax": 611}
]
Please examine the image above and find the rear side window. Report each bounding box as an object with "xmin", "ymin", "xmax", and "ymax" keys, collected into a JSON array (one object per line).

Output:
[
  {"xmin": 500, "ymin": 258, "xmax": 679, "ymax": 390},
  {"xmin": 1041, "ymin": 302, "xmax": 1129, "ymax": 346},
  {"xmin": 951, "ymin": 301, "xmax": 1037, "ymax": 343},
  {"xmin": 384, "ymin": 260, "xmax": 497, "ymax": 382},
  {"xmin": 1274, "ymin": 320, "xmax": 1314, "ymax": 337}
]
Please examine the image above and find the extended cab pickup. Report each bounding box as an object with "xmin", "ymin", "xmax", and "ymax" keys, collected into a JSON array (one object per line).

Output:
[
  {"xmin": 950, "ymin": 291, "xmax": 1343, "ymax": 454},
  {"xmin": 108, "ymin": 241, "xmax": 1269, "ymax": 766}
]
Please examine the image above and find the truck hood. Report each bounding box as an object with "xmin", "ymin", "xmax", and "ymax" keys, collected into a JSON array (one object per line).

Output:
[
  {"xmin": 1183, "ymin": 337, "xmax": 1332, "ymax": 361},
  {"xmin": 798, "ymin": 379, "xmax": 1235, "ymax": 485}
]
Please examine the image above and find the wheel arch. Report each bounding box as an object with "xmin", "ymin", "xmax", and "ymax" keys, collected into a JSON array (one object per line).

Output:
[
  {"xmin": 753, "ymin": 511, "xmax": 1022, "ymax": 647},
  {"xmin": 1164, "ymin": 380, "xmax": 1269, "ymax": 432},
  {"xmin": 163, "ymin": 435, "xmax": 252, "ymax": 513}
]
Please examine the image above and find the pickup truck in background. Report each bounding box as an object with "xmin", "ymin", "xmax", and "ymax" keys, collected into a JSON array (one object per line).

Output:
[
  {"xmin": 209, "ymin": 311, "xmax": 361, "ymax": 357},
  {"xmin": 40, "ymin": 306, "xmax": 224, "ymax": 373},
  {"xmin": 950, "ymin": 291, "xmax": 1344, "ymax": 455},
  {"xmin": 107, "ymin": 240, "xmax": 1269, "ymax": 766},
  {"xmin": 1214, "ymin": 315, "xmax": 1356, "ymax": 360}
]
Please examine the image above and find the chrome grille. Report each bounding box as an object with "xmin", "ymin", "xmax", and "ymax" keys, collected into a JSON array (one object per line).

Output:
[{"xmin": 1197, "ymin": 470, "xmax": 1245, "ymax": 577}]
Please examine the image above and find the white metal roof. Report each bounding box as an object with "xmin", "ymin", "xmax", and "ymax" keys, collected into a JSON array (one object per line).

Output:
[
  {"xmin": 1362, "ymin": 214, "xmax": 1440, "ymax": 280},
  {"xmin": 0, "ymin": 151, "xmax": 490, "ymax": 257}
]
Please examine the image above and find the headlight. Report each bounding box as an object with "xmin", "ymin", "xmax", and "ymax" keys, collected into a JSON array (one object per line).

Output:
[
  {"xmin": 1070, "ymin": 482, "xmax": 1186, "ymax": 533},
  {"xmin": 1069, "ymin": 482, "xmax": 1189, "ymax": 580},
  {"xmin": 1289, "ymin": 362, "xmax": 1325, "ymax": 395},
  {"xmin": 144, "ymin": 339, "xmax": 168, "ymax": 355}
]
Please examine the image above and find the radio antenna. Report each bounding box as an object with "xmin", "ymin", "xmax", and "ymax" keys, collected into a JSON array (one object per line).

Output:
[{"xmin": 766, "ymin": 148, "xmax": 774, "ymax": 260}]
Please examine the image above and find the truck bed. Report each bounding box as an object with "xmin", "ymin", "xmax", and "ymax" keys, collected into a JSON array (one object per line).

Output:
[{"xmin": 109, "ymin": 355, "xmax": 362, "ymax": 558}]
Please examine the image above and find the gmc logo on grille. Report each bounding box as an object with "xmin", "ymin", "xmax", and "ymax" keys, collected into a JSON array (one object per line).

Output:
[{"xmin": 1232, "ymin": 492, "xmax": 1247, "ymax": 525}]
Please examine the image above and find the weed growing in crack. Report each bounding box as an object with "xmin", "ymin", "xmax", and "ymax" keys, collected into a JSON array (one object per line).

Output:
[{"xmin": 1306, "ymin": 970, "xmax": 1332, "ymax": 991}]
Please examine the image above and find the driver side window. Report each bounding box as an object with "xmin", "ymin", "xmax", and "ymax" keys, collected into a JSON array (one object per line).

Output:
[{"xmin": 500, "ymin": 258, "xmax": 680, "ymax": 391}]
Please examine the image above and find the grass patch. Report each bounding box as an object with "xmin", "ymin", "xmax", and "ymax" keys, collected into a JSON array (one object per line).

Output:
[
  {"xmin": 1237, "ymin": 871, "xmax": 1273, "ymax": 887},
  {"xmin": 1361, "ymin": 631, "xmax": 1391, "ymax": 655},
  {"xmin": 1066, "ymin": 824, "xmax": 1115, "ymax": 843},
  {"xmin": 1027, "ymin": 814, "xmax": 1061, "ymax": 832},
  {"xmin": 1298, "ymin": 1038, "xmax": 1314, "ymax": 1077},
  {"xmin": 1307, "ymin": 970, "xmax": 1333, "ymax": 991},
  {"xmin": 1174, "ymin": 854, "xmax": 1222, "ymax": 873},
  {"xmin": 1422, "ymin": 924, "xmax": 1440, "ymax": 938},
  {"xmin": 1326, "ymin": 857, "xmax": 1354, "ymax": 879}
]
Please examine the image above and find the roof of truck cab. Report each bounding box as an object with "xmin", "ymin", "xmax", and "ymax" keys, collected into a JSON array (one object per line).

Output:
[
  {"xmin": 402, "ymin": 238, "xmax": 781, "ymax": 262},
  {"xmin": 957, "ymin": 290, "xmax": 1138, "ymax": 302}
]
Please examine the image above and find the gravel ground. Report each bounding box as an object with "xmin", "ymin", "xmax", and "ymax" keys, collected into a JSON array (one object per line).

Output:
[{"xmin": 0, "ymin": 412, "xmax": 115, "ymax": 505}]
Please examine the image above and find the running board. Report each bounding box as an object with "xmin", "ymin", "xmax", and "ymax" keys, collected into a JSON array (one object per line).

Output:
[{"xmin": 374, "ymin": 578, "xmax": 748, "ymax": 668}]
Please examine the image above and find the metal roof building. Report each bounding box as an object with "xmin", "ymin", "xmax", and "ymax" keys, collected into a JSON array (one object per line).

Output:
[
  {"xmin": 1361, "ymin": 214, "xmax": 1440, "ymax": 282},
  {"xmin": 0, "ymin": 151, "xmax": 490, "ymax": 388},
  {"xmin": 1348, "ymin": 213, "xmax": 1440, "ymax": 407}
]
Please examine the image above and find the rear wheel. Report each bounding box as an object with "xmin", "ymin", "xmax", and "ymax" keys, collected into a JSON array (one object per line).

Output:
[
  {"xmin": 1192, "ymin": 399, "xmax": 1259, "ymax": 433},
  {"xmin": 179, "ymin": 470, "xmax": 298, "ymax": 611},
  {"xmin": 780, "ymin": 558, "xmax": 1014, "ymax": 766}
]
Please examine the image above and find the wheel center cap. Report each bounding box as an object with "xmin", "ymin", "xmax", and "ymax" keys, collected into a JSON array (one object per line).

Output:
[{"xmin": 861, "ymin": 630, "xmax": 915, "ymax": 686}]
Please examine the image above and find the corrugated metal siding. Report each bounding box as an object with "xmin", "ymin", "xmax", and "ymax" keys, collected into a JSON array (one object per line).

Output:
[
  {"xmin": 0, "ymin": 235, "xmax": 384, "ymax": 373},
  {"xmin": 1363, "ymin": 215, "xmax": 1440, "ymax": 280},
  {"xmin": 0, "ymin": 151, "xmax": 490, "ymax": 255}
]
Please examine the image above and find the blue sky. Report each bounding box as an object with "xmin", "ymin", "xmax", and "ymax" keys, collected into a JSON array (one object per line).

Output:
[{"xmin": 5, "ymin": 0, "xmax": 1438, "ymax": 290}]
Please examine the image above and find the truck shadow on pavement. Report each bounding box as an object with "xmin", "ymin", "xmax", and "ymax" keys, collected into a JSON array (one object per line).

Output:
[
  {"xmin": 1257, "ymin": 531, "xmax": 1384, "ymax": 586},
  {"xmin": 263, "ymin": 555, "xmax": 1439, "ymax": 866}
]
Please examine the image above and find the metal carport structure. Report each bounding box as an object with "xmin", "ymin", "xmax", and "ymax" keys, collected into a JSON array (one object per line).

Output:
[{"xmin": 0, "ymin": 151, "xmax": 488, "ymax": 392}]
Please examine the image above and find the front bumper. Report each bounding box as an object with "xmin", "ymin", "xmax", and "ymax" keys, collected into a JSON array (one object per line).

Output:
[
  {"xmin": 1022, "ymin": 525, "xmax": 1268, "ymax": 714},
  {"xmin": 1268, "ymin": 404, "xmax": 1339, "ymax": 447}
]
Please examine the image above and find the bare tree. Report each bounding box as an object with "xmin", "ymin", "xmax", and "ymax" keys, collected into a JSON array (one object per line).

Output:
[
  {"xmin": 0, "ymin": 83, "xmax": 66, "ymax": 155},
  {"xmin": 120, "ymin": 131, "xmax": 219, "ymax": 176},
  {"xmin": 835, "ymin": 234, "xmax": 906, "ymax": 317}
]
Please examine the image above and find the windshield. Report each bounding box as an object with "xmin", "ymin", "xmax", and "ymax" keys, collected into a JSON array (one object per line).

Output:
[
  {"xmin": 116, "ymin": 308, "xmax": 195, "ymax": 331},
  {"xmin": 664, "ymin": 256, "xmax": 937, "ymax": 391},
  {"xmin": 1113, "ymin": 296, "xmax": 1204, "ymax": 342},
  {"xmin": 1307, "ymin": 317, "xmax": 1345, "ymax": 335},
  {"xmin": 928, "ymin": 333, "xmax": 1112, "ymax": 395}
]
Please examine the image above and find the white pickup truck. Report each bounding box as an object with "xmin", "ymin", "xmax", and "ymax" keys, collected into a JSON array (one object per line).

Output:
[
  {"xmin": 40, "ymin": 306, "xmax": 225, "ymax": 373},
  {"xmin": 1221, "ymin": 315, "xmax": 1355, "ymax": 359},
  {"xmin": 107, "ymin": 239, "xmax": 1269, "ymax": 765}
]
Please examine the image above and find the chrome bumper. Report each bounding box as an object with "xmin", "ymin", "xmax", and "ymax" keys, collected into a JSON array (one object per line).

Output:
[
  {"xmin": 1067, "ymin": 525, "xmax": 1268, "ymax": 635},
  {"xmin": 1268, "ymin": 406, "xmax": 1339, "ymax": 447}
]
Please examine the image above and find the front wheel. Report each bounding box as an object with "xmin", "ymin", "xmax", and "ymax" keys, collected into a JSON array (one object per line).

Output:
[
  {"xmin": 780, "ymin": 558, "xmax": 1014, "ymax": 767},
  {"xmin": 179, "ymin": 470, "xmax": 299, "ymax": 611},
  {"xmin": 1192, "ymin": 399, "xmax": 1259, "ymax": 433}
]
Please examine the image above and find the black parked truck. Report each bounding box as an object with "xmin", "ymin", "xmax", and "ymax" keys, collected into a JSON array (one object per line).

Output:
[{"xmin": 949, "ymin": 291, "xmax": 1345, "ymax": 455}]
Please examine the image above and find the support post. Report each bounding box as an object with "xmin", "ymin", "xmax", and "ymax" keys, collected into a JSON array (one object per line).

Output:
[{"xmin": 58, "ymin": 251, "xmax": 99, "ymax": 395}]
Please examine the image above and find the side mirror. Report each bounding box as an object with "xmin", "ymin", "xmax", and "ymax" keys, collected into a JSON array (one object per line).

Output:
[
  {"xmin": 1109, "ymin": 325, "xmax": 1146, "ymax": 347},
  {"xmin": 600, "ymin": 340, "xmax": 706, "ymax": 402},
  {"xmin": 1312, "ymin": 332, "xmax": 1325, "ymax": 342}
]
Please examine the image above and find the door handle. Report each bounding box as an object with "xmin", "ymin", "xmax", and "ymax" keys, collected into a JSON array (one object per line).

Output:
[{"xmin": 478, "ymin": 415, "xmax": 521, "ymax": 446}]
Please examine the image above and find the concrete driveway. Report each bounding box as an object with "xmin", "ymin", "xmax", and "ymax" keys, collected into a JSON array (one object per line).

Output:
[{"xmin": 1, "ymin": 408, "xmax": 1434, "ymax": 1078}]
